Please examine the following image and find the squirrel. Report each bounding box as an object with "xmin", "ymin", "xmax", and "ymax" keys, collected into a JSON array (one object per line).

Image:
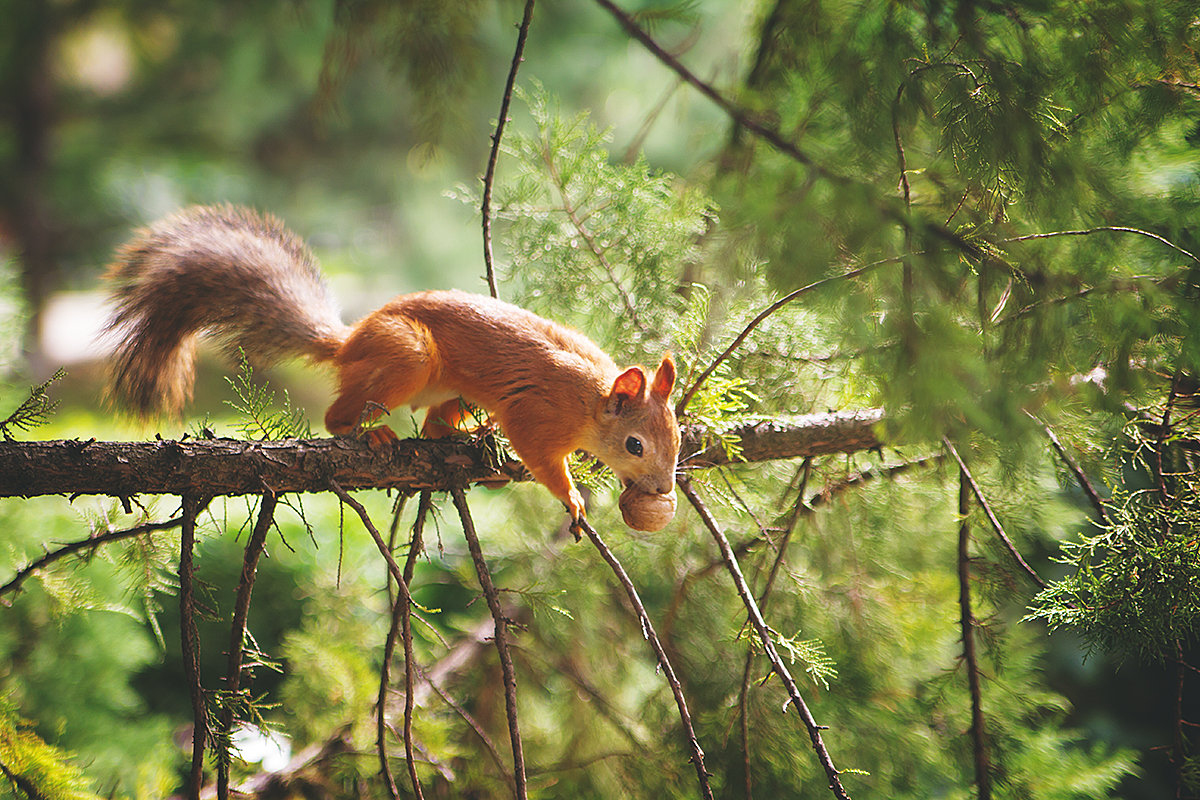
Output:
[{"xmin": 102, "ymin": 204, "xmax": 680, "ymax": 529}]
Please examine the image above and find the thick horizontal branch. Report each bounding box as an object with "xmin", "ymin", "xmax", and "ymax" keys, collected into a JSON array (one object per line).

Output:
[
  {"xmin": 0, "ymin": 409, "xmax": 885, "ymax": 499},
  {"xmin": 680, "ymin": 409, "xmax": 885, "ymax": 468}
]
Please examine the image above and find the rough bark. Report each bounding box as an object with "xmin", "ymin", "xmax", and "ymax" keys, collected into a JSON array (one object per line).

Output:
[{"xmin": 0, "ymin": 410, "xmax": 885, "ymax": 499}]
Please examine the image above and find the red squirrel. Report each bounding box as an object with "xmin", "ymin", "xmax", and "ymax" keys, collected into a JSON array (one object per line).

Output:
[{"xmin": 103, "ymin": 204, "xmax": 680, "ymax": 529}]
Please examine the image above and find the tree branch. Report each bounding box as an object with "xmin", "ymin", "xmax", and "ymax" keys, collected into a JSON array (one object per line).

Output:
[
  {"xmin": 451, "ymin": 487, "xmax": 527, "ymax": 800},
  {"xmin": 0, "ymin": 412, "xmax": 887, "ymax": 499},
  {"xmin": 218, "ymin": 491, "xmax": 278, "ymax": 800},
  {"xmin": 578, "ymin": 517, "xmax": 715, "ymax": 800},
  {"xmin": 0, "ymin": 514, "xmax": 184, "ymax": 600},
  {"xmin": 481, "ymin": 0, "xmax": 537, "ymax": 298},
  {"xmin": 592, "ymin": 0, "xmax": 828, "ymax": 182},
  {"xmin": 677, "ymin": 476, "xmax": 851, "ymax": 800},
  {"xmin": 942, "ymin": 438, "xmax": 1046, "ymax": 590},
  {"xmin": 180, "ymin": 494, "xmax": 208, "ymax": 800},
  {"xmin": 680, "ymin": 410, "xmax": 885, "ymax": 468},
  {"xmin": 957, "ymin": 468, "xmax": 993, "ymax": 800},
  {"xmin": 592, "ymin": 0, "xmax": 985, "ymax": 265}
]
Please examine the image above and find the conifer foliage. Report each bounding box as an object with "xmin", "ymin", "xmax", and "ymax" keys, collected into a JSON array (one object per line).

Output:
[{"xmin": 3, "ymin": 1, "xmax": 1200, "ymax": 799}]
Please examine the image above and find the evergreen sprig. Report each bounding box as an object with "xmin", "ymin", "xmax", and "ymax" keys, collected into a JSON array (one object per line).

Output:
[
  {"xmin": 1030, "ymin": 485, "xmax": 1200, "ymax": 662},
  {"xmin": 224, "ymin": 352, "xmax": 311, "ymax": 441},
  {"xmin": 0, "ymin": 368, "xmax": 64, "ymax": 441}
]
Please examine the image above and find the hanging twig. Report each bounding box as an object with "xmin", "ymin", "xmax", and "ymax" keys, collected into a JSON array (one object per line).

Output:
[
  {"xmin": 327, "ymin": 481, "xmax": 429, "ymax": 798},
  {"xmin": 675, "ymin": 259, "xmax": 902, "ymax": 415},
  {"xmin": 378, "ymin": 492, "xmax": 434, "ymax": 800},
  {"xmin": 999, "ymin": 226, "xmax": 1200, "ymax": 267},
  {"xmin": 576, "ymin": 517, "xmax": 715, "ymax": 800},
  {"xmin": 377, "ymin": 492, "xmax": 412, "ymax": 800},
  {"xmin": 403, "ymin": 493, "xmax": 432, "ymax": 796},
  {"xmin": 0, "ymin": 514, "xmax": 184, "ymax": 600},
  {"xmin": 1026, "ymin": 412, "xmax": 1109, "ymax": 527},
  {"xmin": 481, "ymin": 0, "xmax": 537, "ymax": 298},
  {"xmin": 217, "ymin": 491, "xmax": 278, "ymax": 800},
  {"xmin": 957, "ymin": 469, "xmax": 993, "ymax": 800},
  {"xmin": 941, "ymin": 439, "xmax": 1047, "ymax": 590},
  {"xmin": 415, "ymin": 659, "xmax": 514, "ymax": 785},
  {"xmin": 737, "ymin": 458, "xmax": 811, "ymax": 800},
  {"xmin": 450, "ymin": 487, "xmax": 528, "ymax": 800},
  {"xmin": 179, "ymin": 494, "xmax": 208, "ymax": 800},
  {"xmin": 677, "ymin": 476, "xmax": 851, "ymax": 800}
]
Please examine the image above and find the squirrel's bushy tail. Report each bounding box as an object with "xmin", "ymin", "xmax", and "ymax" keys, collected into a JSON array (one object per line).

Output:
[{"xmin": 103, "ymin": 204, "xmax": 350, "ymax": 416}]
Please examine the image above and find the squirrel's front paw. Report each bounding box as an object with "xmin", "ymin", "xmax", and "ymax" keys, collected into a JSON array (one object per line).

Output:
[
  {"xmin": 566, "ymin": 490, "xmax": 587, "ymax": 541},
  {"xmin": 361, "ymin": 426, "xmax": 399, "ymax": 447}
]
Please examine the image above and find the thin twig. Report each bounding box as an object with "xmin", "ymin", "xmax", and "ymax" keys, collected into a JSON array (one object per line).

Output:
[
  {"xmin": 0, "ymin": 514, "xmax": 184, "ymax": 600},
  {"xmin": 957, "ymin": 468, "xmax": 992, "ymax": 800},
  {"xmin": 217, "ymin": 491, "xmax": 278, "ymax": 800},
  {"xmin": 378, "ymin": 493, "xmax": 413, "ymax": 800},
  {"xmin": 998, "ymin": 273, "xmax": 1174, "ymax": 326},
  {"xmin": 593, "ymin": 0, "xmax": 983, "ymax": 263},
  {"xmin": 676, "ymin": 257, "xmax": 902, "ymax": 415},
  {"xmin": 481, "ymin": 0, "xmax": 537, "ymax": 298},
  {"xmin": 416, "ymin": 660, "xmax": 514, "ymax": 785},
  {"xmin": 738, "ymin": 458, "xmax": 811, "ymax": 800},
  {"xmin": 577, "ymin": 517, "xmax": 715, "ymax": 800},
  {"xmin": 378, "ymin": 495, "xmax": 427, "ymax": 800},
  {"xmin": 327, "ymin": 481, "xmax": 427, "ymax": 798},
  {"xmin": 999, "ymin": 226, "xmax": 1200, "ymax": 266},
  {"xmin": 402, "ymin": 493, "xmax": 432, "ymax": 796},
  {"xmin": 593, "ymin": 0, "xmax": 825, "ymax": 180},
  {"xmin": 891, "ymin": 82, "xmax": 915, "ymax": 313},
  {"xmin": 179, "ymin": 494, "xmax": 207, "ymax": 800},
  {"xmin": 757, "ymin": 460, "xmax": 812, "ymax": 612},
  {"xmin": 1027, "ymin": 412, "xmax": 1108, "ymax": 526},
  {"xmin": 451, "ymin": 487, "xmax": 527, "ymax": 800},
  {"xmin": 942, "ymin": 439, "xmax": 1047, "ymax": 590},
  {"xmin": 677, "ymin": 476, "xmax": 850, "ymax": 800}
]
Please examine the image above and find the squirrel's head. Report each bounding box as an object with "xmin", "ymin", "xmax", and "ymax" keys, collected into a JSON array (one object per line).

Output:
[{"xmin": 592, "ymin": 354, "xmax": 681, "ymax": 498}]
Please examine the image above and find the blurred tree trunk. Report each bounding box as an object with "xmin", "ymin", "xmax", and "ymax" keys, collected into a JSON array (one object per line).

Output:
[{"xmin": 1, "ymin": 0, "xmax": 61, "ymax": 374}]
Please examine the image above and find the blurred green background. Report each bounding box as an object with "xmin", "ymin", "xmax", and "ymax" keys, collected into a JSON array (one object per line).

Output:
[{"xmin": 4, "ymin": 1, "xmax": 1200, "ymax": 798}]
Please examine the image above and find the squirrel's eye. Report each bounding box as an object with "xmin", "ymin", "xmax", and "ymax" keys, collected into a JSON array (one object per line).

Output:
[{"xmin": 625, "ymin": 436, "xmax": 644, "ymax": 457}]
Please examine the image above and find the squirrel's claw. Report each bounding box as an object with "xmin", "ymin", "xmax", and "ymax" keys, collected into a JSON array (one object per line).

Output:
[
  {"xmin": 568, "ymin": 514, "xmax": 586, "ymax": 542},
  {"xmin": 566, "ymin": 488, "xmax": 587, "ymax": 541}
]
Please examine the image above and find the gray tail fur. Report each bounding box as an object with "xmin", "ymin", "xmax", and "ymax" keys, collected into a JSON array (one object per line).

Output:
[{"xmin": 103, "ymin": 204, "xmax": 350, "ymax": 416}]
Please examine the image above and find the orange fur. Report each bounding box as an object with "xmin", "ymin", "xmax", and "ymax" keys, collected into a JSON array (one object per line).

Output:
[{"xmin": 103, "ymin": 205, "xmax": 681, "ymax": 527}]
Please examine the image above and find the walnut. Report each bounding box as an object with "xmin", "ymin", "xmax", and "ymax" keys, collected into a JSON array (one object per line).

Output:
[{"xmin": 619, "ymin": 485, "xmax": 677, "ymax": 532}]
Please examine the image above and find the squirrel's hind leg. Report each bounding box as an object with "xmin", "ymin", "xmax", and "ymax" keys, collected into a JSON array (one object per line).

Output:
[{"xmin": 323, "ymin": 315, "xmax": 436, "ymax": 440}]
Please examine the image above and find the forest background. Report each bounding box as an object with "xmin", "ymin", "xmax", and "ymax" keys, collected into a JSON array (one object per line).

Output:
[{"xmin": 2, "ymin": 1, "xmax": 1200, "ymax": 798}]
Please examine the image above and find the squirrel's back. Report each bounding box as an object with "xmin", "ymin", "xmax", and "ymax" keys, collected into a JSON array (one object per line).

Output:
[{"xmin": 104, "ymin": 205, "xmax": 349, "ymax": 415}]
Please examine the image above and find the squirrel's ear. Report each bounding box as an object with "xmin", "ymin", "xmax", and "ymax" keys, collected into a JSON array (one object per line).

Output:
[
  {"xmin": 609, "ymin": 366, "xmax": 647, "ymax": 414},
  {"xmin": 651, "ymin": 354, "xmax": 675, "ymax": 400}
]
